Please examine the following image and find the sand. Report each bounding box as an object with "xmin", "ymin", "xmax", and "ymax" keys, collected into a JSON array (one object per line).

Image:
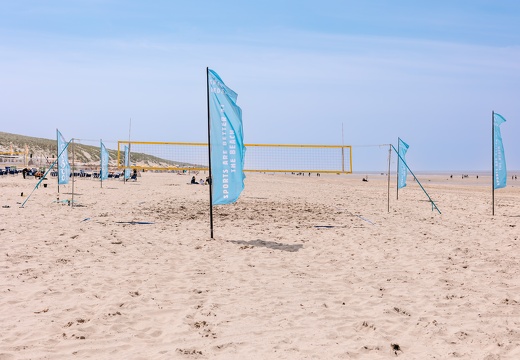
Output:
[{"xmin": 1, "ymin": 171, "xmax": 519, "ymax": 359}]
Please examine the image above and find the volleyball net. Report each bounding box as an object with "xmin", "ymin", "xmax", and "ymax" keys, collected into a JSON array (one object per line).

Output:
[{"xmin": 117, "ymin": 141, "xmax": 353, "ymax": 174}]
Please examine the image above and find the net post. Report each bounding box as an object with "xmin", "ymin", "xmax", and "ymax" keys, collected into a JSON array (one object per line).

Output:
[
  {"xmin": 387, "ymin": 144, "xmax": 391, "ymax": 212},
  {"xmin": 492, "ymin": 110, "xmax": 495, "ymax": 216},
  {"xmin": 206, "ymin": 67, "xmax": 214, "ymax": 239}
]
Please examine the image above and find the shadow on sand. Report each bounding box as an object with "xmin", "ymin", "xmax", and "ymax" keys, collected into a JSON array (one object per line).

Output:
[{"xmin": 228, "ymin": 239, "xmax": 303, "ymax": 252}]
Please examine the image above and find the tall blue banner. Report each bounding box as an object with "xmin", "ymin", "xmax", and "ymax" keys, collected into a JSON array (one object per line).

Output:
[
  {"xmin": 397, "ymin": 138, "xmax": 409, "ymax": 189},
  {"xmin": 208, "ymin": 69, "xmax": 246, "ymax": 205},
  {"xmin": 57, "ymin": 130, "xmax": 70, "ymax": 185},
  {"xmin": 494, "ymin": 113, "xmax": 507, "ymax": 189},
  {"xmin": 100, "ymin": 141, "xmax": 109, "ymax": 181},
  {"xmin": 124, "ymin": 145, "xmax": 130, "ymax": 180}
]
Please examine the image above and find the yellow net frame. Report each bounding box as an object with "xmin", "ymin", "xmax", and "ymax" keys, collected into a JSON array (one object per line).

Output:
[{"xmin": 117, "ymin": 141, "xmax": 352, "ymax": 174}]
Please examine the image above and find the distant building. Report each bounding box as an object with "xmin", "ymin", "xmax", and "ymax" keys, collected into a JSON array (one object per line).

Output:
[{"xmin": 0, "ymin": 152, "xmax": 25, "ymax": 167}]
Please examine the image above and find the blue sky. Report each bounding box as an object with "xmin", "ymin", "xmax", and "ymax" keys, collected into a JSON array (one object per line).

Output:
[{"xmin": 1, "ymin": 0, "xmax": 519, "ymax": 171}]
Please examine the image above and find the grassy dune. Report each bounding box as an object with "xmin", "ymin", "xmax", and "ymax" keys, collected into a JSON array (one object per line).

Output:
[{"xmin": 0, "ymin": 132, "xmax": 188, "ymax": 168}]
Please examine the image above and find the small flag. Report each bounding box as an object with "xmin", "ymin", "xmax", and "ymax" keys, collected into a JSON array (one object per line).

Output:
[
  {"xmin": 494, "ymin": 113, "xmax": 507, "ymax": 189},
  {"xmin": 124, "ymin": 145, "xmax": 130, "ymax": 180},
  {"xmin": 208, "ymin": 69, "xmax": 246, "ymax": 205},
  {"xmin": 397, "ymin": 138, "xmax": 409, "ymax": 189},
  {"xmin": 57, "ymin": 130, "xmax": 70, "ymax": 185},
  {"xmin": 100, "ymin": 141, "xmax": 109, "ymax": 180}
]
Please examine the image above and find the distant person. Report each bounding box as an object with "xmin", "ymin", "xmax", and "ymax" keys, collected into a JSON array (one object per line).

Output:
[
  {"xmin": 191, "ymin": 176, "xmax": 198, "ymax": 184},
  {"xmin": 206, "ymin": 176, "xmax": 211, "ymax": 185},
  {"xmin": 22, "ymin": 168, "xmax": 28, "ymax": 179},
  {"xmin": 130, "ymin": 169, "xmax": 138, "ymax": 181},
  {"xmin": 200, "ymin": 179, "xmax": 204, "ymax": 185}
]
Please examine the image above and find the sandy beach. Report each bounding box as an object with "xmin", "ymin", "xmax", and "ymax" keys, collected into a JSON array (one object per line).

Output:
[{"xmin": 1, "ymin": 171, "xmax": 519, "ymax": 359}]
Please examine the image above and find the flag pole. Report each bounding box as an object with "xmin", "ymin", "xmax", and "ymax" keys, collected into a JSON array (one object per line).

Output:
[
  {"xmin": 71, "ymin": 138, "xmax": 75, "ymax": 208},
  {"xmin": 56, "ymin": 129, "xmax": 60, "ymax": 202},
  {"xmin": 492, "ymin": 110, "xmax": 495, "ymax": 216},
  {"xmin": 396, "ymin": 137, "xmax": 400, "ymax": 200},
  {"xmin": 100, "ymin": 140, "xmax": 103, "ymax": 189},
  {"xmin": 206, "ymin": 67, "xmax": 214, "ymax": 239},
  {"xmin": 125, "ymin": 118, "xmax": 132, "ymax": 184},
  {"xmin": 387, "ymin": 144, "xmax": 391, "ymax": 212},
  {"xmin": 129, "ymin": 118, "xmax": 132, "ymax": 176}
]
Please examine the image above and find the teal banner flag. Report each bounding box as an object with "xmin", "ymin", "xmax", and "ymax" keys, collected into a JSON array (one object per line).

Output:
[
  {"xmin": 57, "ymin": 130, "xmax": 70, "ymax": 185},
  {"xmin": 208, "ymin": 69, "xmax": 246, "ymax": 205},
  {"xmin": 124, "ymin": 145, "xmax": 130, "ymax": 180},
  {"xmin": 398, "ymin": 138, "xmax": 409, "ymax": 189},
  {"xmin": 494, "ymin": 113, "xmax": 507, "ymax": 189},
  {"xmin": 100, "ymin": 141, "xmax": 109, "ymax": 181}
]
